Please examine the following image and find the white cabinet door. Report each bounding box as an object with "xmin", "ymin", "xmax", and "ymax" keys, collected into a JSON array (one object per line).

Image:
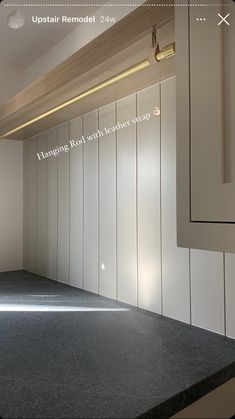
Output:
[
  {"xmin": 190, "ymin": 0, "xmax": 235, "ymax": 222},
  {"xmin": 176, "ymin": 0, "xmax": 235, "ymax": 252}
]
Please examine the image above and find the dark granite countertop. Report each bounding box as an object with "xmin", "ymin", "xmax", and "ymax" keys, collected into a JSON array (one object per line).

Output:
[{"xmin": 0, "ymin": 271, "xmax": 235, "ymax": 418}]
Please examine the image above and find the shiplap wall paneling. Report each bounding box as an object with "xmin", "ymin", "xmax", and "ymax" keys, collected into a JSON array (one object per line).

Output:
[
  {"xmin": 117, "ymin": 94, "xmax": 137, "ymax": 306},
  {"xmin": 0, "ymin": 140, "xmax": 23, "ymax": 272},
  {"xmin": 98, "ymin": 104, "xmax": 117, "ymax": 299},
  {"xmin": 37, "ymin": 133, "xmax": 47, "ymax": 277},
  {"xmin": 28, "ymin": 136, "xmax": 37, "ymax": 274},
  {"xmin": 83, "ymin": 111, "xmax": 99, "ymax": 293},
  {"xmin": 70, "ymin": 116, "xmax": 84, "ymax": 288},
  {"xmin": 23, "ymin": 78, "xmax": 235, "ymax": 340},
  {"xmin": 161, "ymin": 78, "xmax": 191, "ymax": 323},
  {"xmin": 23, "ymin": 140, "xmax": 29, "ymax": 270},
  {"xmin": 57, "ymin": 123, "xmax": 70, "ymax": 284},
  {"xmin": 191, "ymin": 249, "xmax": 224, "ymax": 334},
  {"xmin": 137, "ymin": 85, "xmax": 161, "ymax": 314},
  {"xmin": 225, "ymin": 254, "xmax": 235, "ymax": 339},
  {"xmin": 46, "ymin": 128, "xmax": 58, "ymax": 280}
]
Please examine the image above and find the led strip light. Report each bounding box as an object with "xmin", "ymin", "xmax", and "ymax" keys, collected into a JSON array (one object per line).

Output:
[{"xmin": 0, "ymin": 59, "xmax": 150, "ymax": 139}]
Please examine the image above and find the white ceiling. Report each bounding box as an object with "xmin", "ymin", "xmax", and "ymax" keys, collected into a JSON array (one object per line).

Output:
[{"xmin": 0, "ymin": 0, "xmax": 107, "ymax": 68}]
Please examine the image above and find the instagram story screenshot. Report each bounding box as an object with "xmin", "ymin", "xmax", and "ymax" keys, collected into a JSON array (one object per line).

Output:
[{"xmin": 0, "ymin": 1, "xmax": 235, "ymax": 418}]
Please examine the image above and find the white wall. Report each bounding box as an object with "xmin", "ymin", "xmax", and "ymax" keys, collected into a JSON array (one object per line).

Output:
[
  {"xmin": 23, "ymin": 77, "xmax": 235, "ymax": 339},
  {"xmin": 0, "ymin": 140, "xmax": 23, "ymax": 272}
]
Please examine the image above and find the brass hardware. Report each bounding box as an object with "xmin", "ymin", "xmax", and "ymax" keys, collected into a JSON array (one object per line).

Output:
[
  {"xmin": 155, "ymin": 42, "xmax": 176, "ymax": 62},
  {"xmin": 152, "ymin": 25, "xmax": 157, "ymax": 48}
]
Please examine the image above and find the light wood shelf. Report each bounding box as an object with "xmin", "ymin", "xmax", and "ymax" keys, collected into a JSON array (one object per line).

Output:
[{"xmin": 0, "ymin": 0, "xmax": 175, "ymax": 140}]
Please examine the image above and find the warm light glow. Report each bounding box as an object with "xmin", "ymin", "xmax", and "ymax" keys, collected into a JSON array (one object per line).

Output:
[
  {"xmin": 0, "ymin": 60, "xmax": 150, "ymax": 139},
  {"xmin": 0, "ymin": 304, "xmax": 130, "ymax": 312}
]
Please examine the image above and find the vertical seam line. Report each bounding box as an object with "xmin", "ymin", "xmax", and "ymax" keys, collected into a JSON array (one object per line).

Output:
[
  {"xmin": 46, "ymin": 135, "xmax": 48, "ymax": 278},
  {"xmin": 36, "ymin": 137, "xmax": 38, "ymax": 276},
  {"xmin": 45, "ymin": 132, "xmax": 48, "ymax": 278},
  {"xmin": 82, "ymin": 116, "xmax": 85, "ymax": 290},
  {"xmin": 98, "ymin": 109, "xmax": 100, "ymax": 295},
  {"xmin": 56, "ymin": 128, "xmax": 59, "ymax": 281},
  {"xmin": 136, "ymin": 93, "xmax": 139, "ymax": 309},
  {"xmin": 68, "ymin": 122, "xmax": 71, "ymax": 285},
  {"xmin": 160, "ymin": 83, "xmax": 163, "ymax": 316},
  {"xmin": 189, "ymin": 248, "xmax": 192, "ymax": 324},
  {"xmin": 223, "ymin": 252, "xmax": 227, "ymax": 336},
  {"xmin": 116, "ymin": 102, "xmax": 118, "ymax": 301}
]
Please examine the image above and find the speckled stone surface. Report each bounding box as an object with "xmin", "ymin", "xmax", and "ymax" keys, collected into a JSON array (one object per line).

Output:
[{"xmin": 0, "ymin": 270, "xmax": 234, "ymax": 419}]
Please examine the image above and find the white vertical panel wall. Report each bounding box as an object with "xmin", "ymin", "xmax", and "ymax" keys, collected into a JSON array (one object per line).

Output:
[
  {"xmin": 23, "ymin": 77, "xmax": 234, "ymax": 340},
  {"xmin": 99, "ymin": 104, "xmax": 117, "ymax": 299},
  {"xmin": 137, "ymin": 85, "xmax": 161, "ymax": 314},
  {"xmin": 0, "ymin": 140, "xmax": 23, "ymax": 272},
  {"xmin": 37, "ymin": 133, "xmax": 47, "ymax": 277},
  {"xmin": 117, "ymin": 94, "xmax": 137, "ymax": 306},
  {"xmin": 161, "ymin": 78, "xmax": 191, "ymax": 323},
  {"xmin": 191, "ymin": 250, "xmax": 224, "ymax": 334},
  {"xmin": 23, "ymin": 140, "xmax": 29, "ymax": 271},
  {"xmin": 70, "ymin": 116, "xmax": 84, "ymax": 289},
  {"xmin": 225, "ymin": 254, "xmax": 235, "ymax": 339},
  {"xmin": 83, "ymin": 111, "xmax": 99, "ymax": 293},
  {"xmin": 28, "ymin": 137, "xmax": 37, "ymax": 274},
  {"xmin": 57, "ymin": 123, "xmax": 70, "ymax": 284},
  {"xmin": 46, "ymin": 128, "xmax": 58, "ymax": 280}
]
